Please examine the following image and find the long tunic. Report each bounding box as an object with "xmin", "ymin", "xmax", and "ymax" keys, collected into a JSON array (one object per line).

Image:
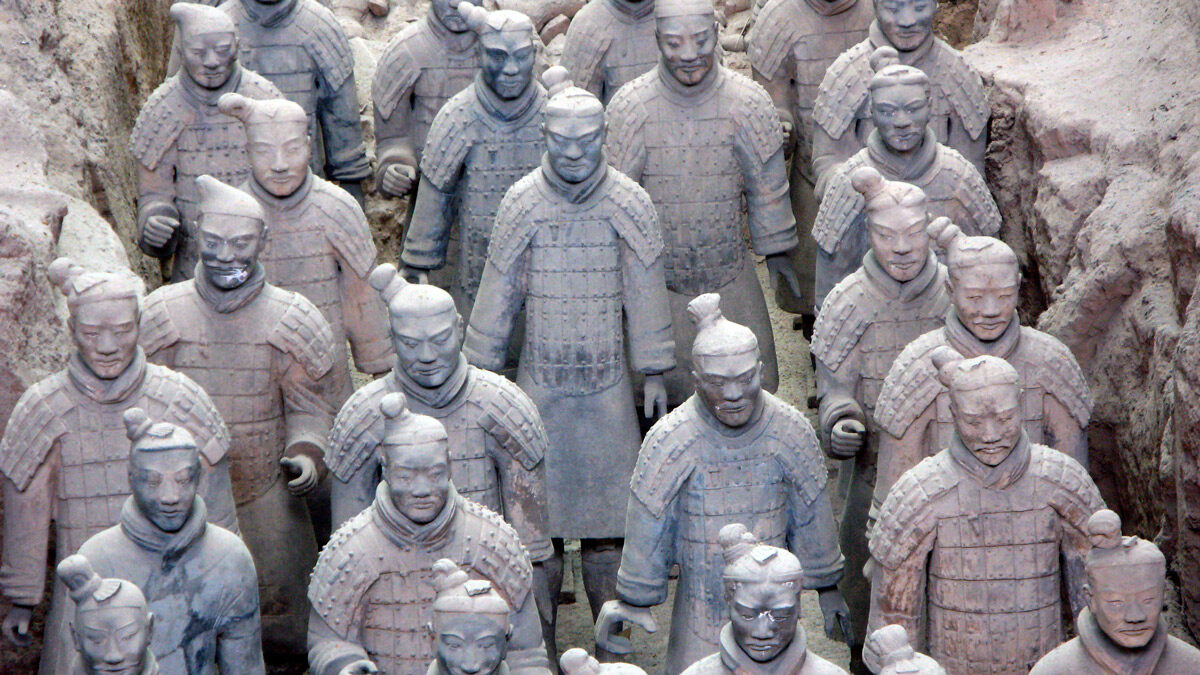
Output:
[
  {"xmin": 681, "ymin": 625, "xmax": 847, "ymax": 675},
  {"xmin": 1030, "ymin": 610, "xmax": 1200, "ymax": 675},
  {"xmin": 560, "ymin": 0, "xmax": 658, "ymax": 104},
  {"xmin": 618, "ymin": 393, "xmax": 844, "ymax": 673}
]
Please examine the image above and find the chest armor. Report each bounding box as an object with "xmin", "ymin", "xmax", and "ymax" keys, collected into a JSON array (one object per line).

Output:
[
  {"xmin": 361, "ymin": 558, "xmax": 440, "ymax": 675},
  {"xmin": 429, "ymin": 402, "xmax": 503, "ymax": 512},
  {"xmin": 600, "ymin": 21, "xmax": 657, "ymax": 104},
  {"xmin": 641, "ymin": 90, "xmax": 747, "ymax": 295},
  {"xmin": 524, "ymin": 204, "xmax": 627, "ymax": 394},
  {"xmin": 931, "ymin": 375, "xmax": 1046, "ymax": 456},
  {"xmin": 927, "ymin": 476, "xmax": 1064, "ymax": 673},
  {"xmin": 855, "ymin": 313, "xmax": 946, "ymax": 417},
  {"xmin": 454, "ymin": 119, "xmax": 544, "ymax": 304},
  {"xmin": 236, "ymin": 32, "xmax": 325, "ymax": 174},
  {"xmin": 54, "ymin": 402, "xmax": 137, "ymax": 554},
  {"xmin": 789, "ymin": 20, "xmax": 869, "ymax": 118},
  {"xmin": 411, "ymin": 56, "xmax": 477, "ymax": 153}
]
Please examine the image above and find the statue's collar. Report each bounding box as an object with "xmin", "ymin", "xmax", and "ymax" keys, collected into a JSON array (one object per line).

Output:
[
  {"xmin": 67, "ymin": 348, "xmax": 148, "ymax": 405},
  {"xmin": 240, "ymin": 0, "xmax": 299, "ymax": 27},
  {"xmin": 1078, "ymin": 608, "xmax": 1168, "ymax": 675},
  {"xmin": 866, "ymin": 127, "xmax": 938, "ymax": 182},
  {"xmin": 862, "ymin": 249, "xmax": 940, "ymax": 302},
  {"xmin": 718, "ymin": 622, "xmax": 810, "ymax": 674}
]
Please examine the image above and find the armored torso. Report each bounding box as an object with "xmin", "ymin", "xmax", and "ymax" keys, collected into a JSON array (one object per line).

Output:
[{"xmin": 560, "ymin": 0, "xmax": 658, "ymax": 104}]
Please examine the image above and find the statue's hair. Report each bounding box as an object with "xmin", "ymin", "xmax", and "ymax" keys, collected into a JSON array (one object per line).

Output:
[
  {"xmin": 196, "ymin": 174, "xmax": 266, "ymax": 222},
  {"xmin": 123, "ymin": 407, "xmax": 199, "ymax": 454},
  {"xmin": 928, "ymin": 219, "xmax": 1018, "ymax": 279},
  {"xmin": 688, "ymin": 293, "xmax": 757, "ymax": 358},
  {"xmin": 933, "ymin": 349, "xmax": 1019, "ymax": 394},
  {"xmin": 170, "ymin": 1, "xmax": 236, "ymax": 36},
  {"xmin": 57, "ymin": 554, "xmax": 149, "ymax": 613},
  {"xmin": 217, "ymin": 93, "xmax": 307, "ymax": 127},
  {"xmin": 48, "ymin": 257, "xmax": 144, "ymax": 311},
  {"xmin": 718, "ymin": 523, "xmax": 803, "ymax": 588},
  {"xmin": 369, "ymin": 263, "xmax": 457, "ymax": 319},
  {"xmin": 850, "ymin": 166, "xmax": 928, "ymax": 217},
  {"xmin": 457, "ymin": 1, "xmax": 534, "ymax": 36},
  {"xmin": 430, "ymin": 558, "xmax": 510, "ymax": 619},
  {"xmin": 560, "ymin": 648, "xmax": 648, "ymax": 674},
  {"xmin": 379, "ymin": 392, "xmax": 448, "ymax": 450},
  {"xmin": 542, "ymin": 66, "xmax": 605, "ymax": 120},
  {"xmin": 868, "ymin": 46, "xmax": 930, "ymax": 94},
  {"xmin": 1086, "ymin": 509, "xmax": 1166, "ymax": 573}
]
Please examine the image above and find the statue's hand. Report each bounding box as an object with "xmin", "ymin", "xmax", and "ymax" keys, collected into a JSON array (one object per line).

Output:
[
  {"xmin": 143, "ymin": 214, "xmax": 180, "ymax": 249},
  {"xmin": 401, "ymin": 265, "xmax": 430, "ymax": 285},
  {"xmin": 643, "ymin": 374, "xmax": 668, "ymax": 420},
  {"xmin": 829, "ymin": 419, "xmax": 866, "ymax": 459},
  {"xmin": 817, "ymin": 587, "xmax": 854, "ymax": 647},
  {"xmin": 1, "ymin": 605, "xmax": 33, "ymax": 647},
  {"xmin": 281, "ymin": 455, "xmax": 319, "ymax": 496},
  {"xmin": 594, "ymin": 600, "xmax": 658, "ymax": 655},
  {"xmin": 338, "ymin": 659, "xmax": 379, "ymax": 675},
  {"xmin": 380, "ymin": 163, "xmax": 417, "ymax": 198},
  {"xmin": 765, "ymin": 252, "xmax": 803, "ymax": 299},
  {"xmin": 780, "ymin": 119, "xmax": 794, "ymax": 148}
]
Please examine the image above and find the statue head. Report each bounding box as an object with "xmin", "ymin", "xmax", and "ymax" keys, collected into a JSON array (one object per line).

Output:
[
  {"xmin": 378, "ymin": 392, "xmax": 452, "ymax": 524},
  {"xmin": 849, "ymin": 168, "xmax": 932, "ymax": 283},
  {"xmin": 541, "ymin": 67, "xmax": 606, "ymax": 184},
  {"xmin": 124, "ymin": 408, "xmax": 203, "ymax": 533},
  {"xmin": 929, "ymin": 219, "xmax": 1020, "ymax": 342},
  {"xmin": 559, "ymin": 648, "xmax": 649, "ymax": 674},
  {"xmin": 218, "ymin": 93, "xmax": 311, "ymax": 199},
  {"xmin": 875, "ymin": 0, "xmax": 935, "ymax": 52},
  {"xmin": 432, "ymin": 0, "xmax": 471, "ymax": 32},
  {"xmin": 864, "ymin": 624, "xmax": 946, "ymax": 675},
  {"xmin": 458, "ymin": 2, "xmax": 537, "ymax": 101},
  {"xmin": 1083, "ymin": 510, "xmax": 1166, "ymax": 650},
  {"xmin": 195, "ymin": 174, "xmax": 269, "ymax": 290},
  {"xmin": 933, "ymin": 349, "xmax": 1022, "ymax": 467},
  {"xmin": 58, "ymin": 555, "xmax": 153, "ymax": 675},
  {"xmin": 428, "ymin": 559, "xmax": 512, "ymax": 675},
  {"xmin": 868, "ymin": 48, "xmax": 932, "ymax": 153},
  {"xmin": 370, "ymin": 264, "xmax": 463, "ymax": 389},
  {"xmin": 654, "ymin": 0, "xmax": 719, "ymax": 87},
  {"xmin": 689, "ymin": 294, "xmax": 763, "ymax": 428},
  {"xmin": 171, "ymin": 2, "xmax": 239, "ymax": 90},
  {"xmin": 718, "ymin": 524, "xmax": 803, "ymax": 663},
  {"xmin": 49, "ymin": 258, "xmax": 145, "ymax": 380}
]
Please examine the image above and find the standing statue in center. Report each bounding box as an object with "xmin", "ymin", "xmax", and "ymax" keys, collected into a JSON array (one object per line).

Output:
[
  {"xmin": 595, "ymin": 294, "xmax": 847, "ymax": 674},
  {"xmin": 605, "ymin": 0, "xmax": 801, "ymax": 405},
  {"xmin": 57, "ymin": 555, "xmax": 157, "ymax": 675}
]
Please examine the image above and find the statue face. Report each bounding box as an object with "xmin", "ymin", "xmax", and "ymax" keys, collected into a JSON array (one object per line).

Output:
[
  {"xmin": 479, "ymin": 31, "xmax": 536, "ymax": 100},
  {"xmin": 247, "ymin": 121, "xmax": 311, "ymax": 198},
  {"xmin": 434, "ymin": 615, "xmax": 510, "ymax": 675},
  {"xmin": 871, "ymin": 83, "xmax": 931, "ymax": 153},
  {"xmin": 949, "ymin": 262, "xmax": 1019, "ymax": 341},
  {"xmin": 198, "ymin": 213, "xmax": 267, "ymax": 290},
  {"xmin": 728, "ymin": 582, "xmax": 800, "ymax": 663},
  {"xmin": 433, "ymin": 0, "xmax": 470, "ymax": 32},
  {"xmin": 1086, "ymin": 565, "xmax": 1165, "ymax": 649},
  {"xmin": 544, "ymin": 115, "xmax": 605, "ymax": 184},
  {"xmin": 656, "ymin": 14, "xmax": 718, "ymax": 87},
  {"xmin": 875, "ymin": 0, "xmax": 935, "ymax": 52},
  {"xmin": 383, "ymin": 441, "xmax": 451, "ymax": 524},
  {"xmin": 73, "ymin": 608, "xmax": 153, "ymax": 675},
  {"xmin": 129, "ymin": 448, "xmax": 201, "ymax": 533},
  {"xmin": 949, "ymin": 384, "xmax": 1021, "ymax": 467},
  {"xmin": 71, "ymin": 298, "xmax": 140, "ymax": 380},
  {"xmin": 391, "ymin": 307, "xmax": 464, "ymax": 389},
  {"xmin": 692, "ymin": 350, "xmax": 763, "ymax": 428},
  {"xmin": 179, "ymin": 30, "xmax": 238, "ymax": 90},
  {"xmin": 867, "ymin": 206, "xmax": 929, "ymax": 283}
]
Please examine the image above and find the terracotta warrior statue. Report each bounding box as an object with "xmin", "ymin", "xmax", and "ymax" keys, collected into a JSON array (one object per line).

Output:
[
  {"xmin": 560, "ymin": 648, "xmax": 648, "ymax": 674},
  {"xmin": 131, "ymin": 2, "xmax": 281, "ymax": 282},
  {"xmin": 139, "ymin": 174, "xmax": 334, "ymax": 660},
  {"xmin": 466, "ymin": 65, "xmax": 674, "ymax": 657},
  {"xmin": 868, "ymin": 352, "xmax": 1104, "ymax": 674},
  {"xmin": 425, "ymin": 559, "xmax": 513, "ymax": 675},
  {"xmin": 595, "ymin": 294, "xmax": 847, "ymax": 674},
  {"xmin": 74, "ymin": 409, "xmax": 265, "ymax": 674},
  {"xmin": 810, "ymin": 172, "xmax": 950, "ymax": 664},
  {"xmin": 810, "ymin": 0, "xmax": 988, "ymax": 197},
  {"xmin": 871, "ymin": 221, "xmax": 1092, "ymax": 513},
  {"xmin": 862, "ymin": 625, "xmax": 943, "ymax": 675},
  {"xmin": 606, "ymin": 0, "xmax": 800, "ymax": 405},
  {"xmin": 560, "ymin": 0, "xmax": 658, "ymax": 104},
  {"xmin": 748, "ymin": 0, "xmax": 872, "ymax": 324},
  {"xmin": 218, "ymin": 92, "xmax": 392, "ymax": 410},
  {"xmin": 0, "ymin": 260, "xmax": 237, "ymax": 675},
  {"xmin": 1030, "ymin": 509, "xmax": 1200, "ymax": 675},
  {"xmin": 57, "ymin": 555, "xmax": 157, "ymax": 675},
  {"xmin": 307, "ymin": 393, "xmax": 549, "ymax": 674},
  {"xmin": 679, "ymin": 524, "xmax": 848, "ymax": 675},
  {"xmin": 811, "ymin": 52, "xmax": 1000, "ymax": 308},
  {"xmin": 217, "ymin": 0, "xmax": 371, "ymax": 202},
  {"xmin": 401, "ymin": 1, "xmax": 546, "ymax": 317}
]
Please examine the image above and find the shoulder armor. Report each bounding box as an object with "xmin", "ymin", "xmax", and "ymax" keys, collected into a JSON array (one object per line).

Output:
[
  {"xmin": 811, "ymin": 151, "xmax": 868, "ymax": 254},
  {"xmin": 747, "ymin": 0, "xmax": 802, "ymax": 80},
  {"xmin": 373, "ymin": 21, "xmax": 433, "ymax": 121},
  {"xmin": 129, "ymin": 76, "xmax": 192, "ymax": 171},
  {"xmin": 726, "ymin": 69, "xmax": 785, "ymax": 165},
  {"xmin": 146, "ymin": 365, "xmax": 232, "ymax": 465},
  {"xmin": 936, "ymin": 145, "xmax": 1001, "ymax": 236},
  {"xmin": 419, "ymin": 91, "xmax": 479, "ymax": 190},
  {"xmin": 872, "ymin": 329, "xmax": 949, "ymax": 438},
  {"xmin": 811, "ymin": 269, "xmax": 882, "ymax": 370},
  {"xmin": 458, "ymin": 498, "xmax": 534, "ymax": 607},
  {"xmin": 559, "ymin": 1, "xmax": 615, "ymax": 96},
  {"xmin": 603, "ymin": 74, "xmax": 654, "ymax": 174},
  {"xmin": 326, "ymin": 378, "xmax": 391, "ymax": 480},
  {"xmin": 628, "ymin": 404, "xmax": 701, "ymax": 518},
  {"xmin": 138, "ymin": 284, "xmax": 188, "ymax": 357},
  {"xmin": 927, "ymin": 40, "xmax": 988, "ymax": 141},
  {"xmin": 762, "ymin": 393, "xmax": 827, "ymax": 503},
  {"xmin": 310, "ymin": 178, "xmax": 377, "ymax": 278},
  {"xmin": 308, "ymin": 508, "xmax": 384, "ymax": 634},
  {"xmin": 1029, "ymin": 444, "xmax": 1105, "ymax": 520},
  {"xmin": 604, "ymin": 169, "xmax": 665, "ymax": 267},
  {"xmin": 470, "ymin": 368, "xmax": 548, "ymax": 470},
  {"xmin": 297, "ymin": 1, "xmax": 356, "ymax": 91},
  {"xmin": 486, "ymin": 171, "xmax": 542, "ymax": 274},
  {"xmin": 236, "ymin": 66, "xmax": 284, "ymax": 99},
  {"xmin": 811, "ymin": 40, "xmax": 872, "ymax": 140},
  {"xmin": 869, "ymin": 451, "xmax": 960, "ymax": 570},
  {"xmin": 267, "ymin": 288, "xmax": 336, "ymax": 380},
  {"xmin": 1020, "ymin": 328, "xmax": 1094, "ymax": 426},
  {"xmin": 0, "ymin": 375, "xmax": 71, "ymax": 490}
]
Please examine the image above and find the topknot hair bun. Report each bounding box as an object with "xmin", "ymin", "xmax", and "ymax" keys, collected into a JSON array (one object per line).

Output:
[
  {"xmin": 457, "ymin": 1, "xmax": 489, "ymax": 32},
  {"xmin": 542, "ymin": 66, "xmax": 573, "ymax": 97},
  {"xmin": 369, "ymin": 262, "xmax": 408, "ymax": 303},
  {"xmin": 926, "ymin": 216, "xmax": 960, "ymax": 253},
  {"xmin": 869, "ymin": 46, "xmax": 901, "ymax": 73},
  {"xmin": 930, "ymin": 346, "xmax": 964, "ymax": 388},
  {"xmin": 687, "ymin": 293, "xmax": 724, "ymax": 331},
  {"xmin": 217, "ymin": 92, "xmax": 254, "ymax": 122},
  {"xmin": 380, "ymin": 391, "xmax": 411, "ymax": 422},
  {"xmin": 1087, "ymin": 509, "xmax": 1123, "ymax": 550},
  {"xmin": 850, "ymin": 166, "xmax": 886, "ymax": 200},
  {"xmin": 57, "ymin": 554, "xmax": 102, "ymax": 604},
  {"xmin": 559, "ymin": 648, "xmax": 600, "ymax": 675},
  {"xmin": 432, "ymin": 558, "xmax": 470, "ymax": 593},
  {"xmin": 47, "ymin": 257, "xmax": 85, "ymax": 294},
  {"xmin": 718, "ymin": 523, "xmax": 758, "ymax": 564},
  {"xmin": 123, "ymin": 408, "xmax": 153, "ymax": 442}
]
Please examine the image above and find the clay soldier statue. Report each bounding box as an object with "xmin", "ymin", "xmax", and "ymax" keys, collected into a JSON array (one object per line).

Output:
[
  {"xmin": 217, "ymin": 0, "xmax": 371, "ymax": 202},
  {"xmin": 679, "ymin": 524, "xmax": 848, "ymax": 675},
  {"xmin": 560, "ymin": 0, "xmax": 658, "ymax": 104},
  {"xmin": 465, "ymin": 66, "xmax": 675, "ymax": 657},
  {"xmin": 811, "ymin": 56, "xmax": 1000, "ymax": 308},
  {"xmin": 748, "ymin": 0, "xmax": 872, "ymax": 323},
  {"xmin": 131, "ymin": 2, "xmax": 281, "ymax": 282},
  {"xmin": 0, "ymin": 259, "xmax": 238, "ymax": 674},
  {"xmin": 1030, "ymin": 509, "xmax": 1200, "ymax": 675},
  {"xmin": 872, "ymin": 221, "xmax": 1092, "ymax": 512},
  {"xmin": 307, "ymin": 393, "xmax": 549, "ymax": 674},
  {"xmin": 560, "ymin": 648, "xmax": 649, "ymax": 674},
  {"xmin": 57, "ymin": 555, "xmax": 158, "ymax": 675},
  {"xmin": 810, "ymin": 173, "xmax": 951, "ymax": 663},
  {"xmin": 139, "ymin": 174, "xmax": 335, "ymax": 660},
  {"xmin": 605, "ymin": 0, "xmax": 801, "ymax": 405},
  {"xmin": 426, "ymin": 559, "xmax": 513, "ymax": 675},
  {"xmin": 74, "ymin": 409, "xmax": 265, "ymax": 674},
  {"xmin": 868, "ymin": 352, "xmax": 1104, "ymax": 674},
  {"xmin": 810, "ymin": 0, "xmax": 989, "ymax": 196},
  {"xmin": 401, "ymin": 1, "xmax": 546, "ymax": 317},
  {"xmin": 863, "ymin": 625, "xmax": 943, "ymax": 675},
  {"xmin": 595, "ymin": 294, "xmax": 848, "ymax": 674},
  {"xmin": 218, "ymin": 92, "xmax": 392, "ymax": 409}
]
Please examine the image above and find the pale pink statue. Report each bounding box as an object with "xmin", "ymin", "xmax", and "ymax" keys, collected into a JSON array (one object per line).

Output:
[
  {"xmin": 1030, "ymin": 509, "xmax": 1200, "ymax": 675},
  {"xmin": 560, "ymin": 648, "xmax": 648, "ymax": 674},
  {"xmin": 560, "ymin": 0, "xmax": 658, "ymax": 104},
  {"xmin": 869, "ymin": 352, "xmax": 1104, "ymax": 674},
  {"xmin": 57, "ymin": 554, "xmax": 157, "ymax": 675},
  {"xmin": 863, "ymin": 625, "xmax": 943, "ymax": 675},
  {"xmin": 426, "ymin": 559, "xmax": 513, "ymax": 675}
]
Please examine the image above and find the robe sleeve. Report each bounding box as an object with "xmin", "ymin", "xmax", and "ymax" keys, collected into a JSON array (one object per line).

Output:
[{"xmin": 614, "ymin": 492, "xmax": 679, "ymax": 607}]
